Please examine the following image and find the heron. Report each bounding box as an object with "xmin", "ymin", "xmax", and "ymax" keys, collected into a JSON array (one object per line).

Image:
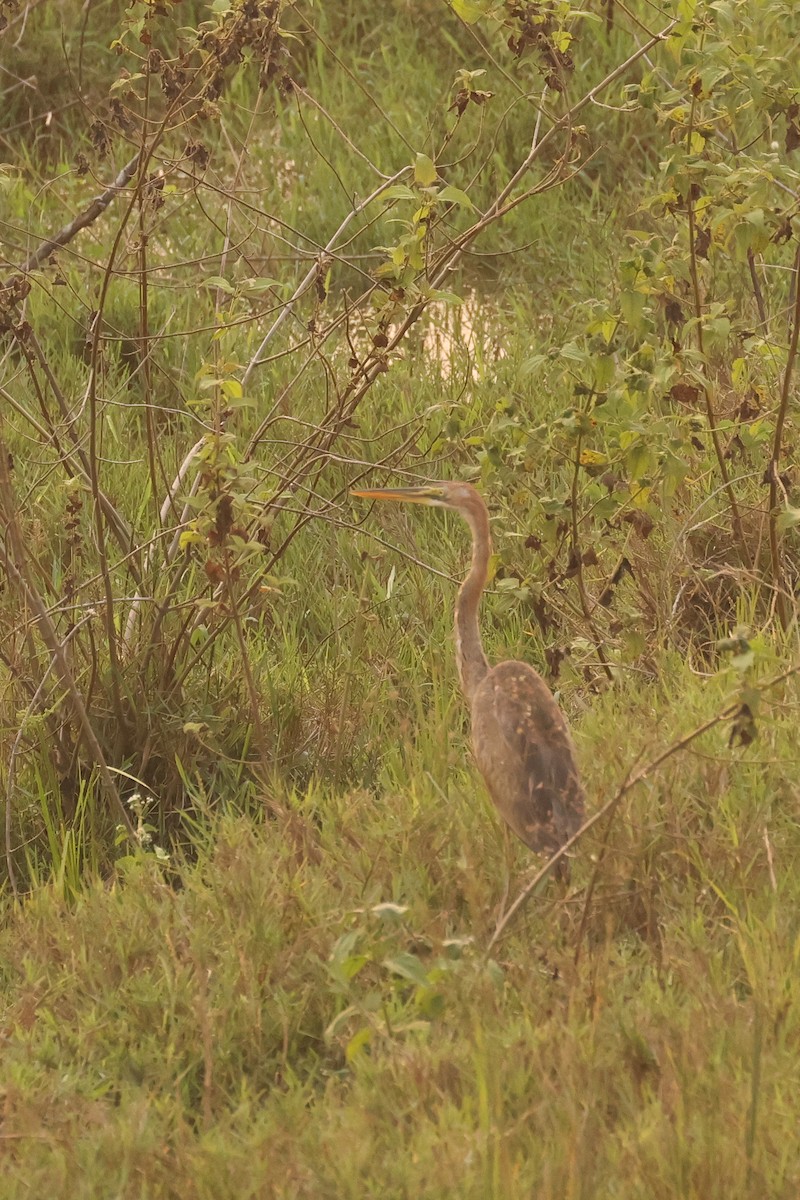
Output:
[{"xmin": 352, "ymin": 481, "xmax": 585, "ymax": 873}]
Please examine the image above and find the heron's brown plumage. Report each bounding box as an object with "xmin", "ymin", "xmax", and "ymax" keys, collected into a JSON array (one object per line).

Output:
[
  {"xmin": 352, "ymin": 480, "xmax": 585, "ymax": 867},
  {"xmin": 471, "ymin": 661, "xmax": 584, "ymax": 855}
]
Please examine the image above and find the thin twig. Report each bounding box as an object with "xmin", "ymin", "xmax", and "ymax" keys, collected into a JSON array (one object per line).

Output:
[
  {"xmin": 241, "ymin": 167, "xmax": 411, "ymax": 386},
  {"xmin": 685, "ymin": 97, "xmax": 752, "ymax": 571},
  {"xmin": 7, "ymin": 154, "xmax": 139, "ymax": 281},
  {"xmin": 0, "ymin": 441, "xmax": 136, "ymax": 842},
  {"xmin": 767, "ymin": 240, "xmax": 800, "ymax": 630},
  {"xmin": 570, "ymin": 432, "xmax": 614, "ymax": 681},
  {"xmin": 747, "ymin": 247, "xmax": 768, "ymax": 330}
]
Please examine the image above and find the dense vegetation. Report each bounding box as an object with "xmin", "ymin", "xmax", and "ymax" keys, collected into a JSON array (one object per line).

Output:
[{"xmin": 1, "ymin": 0, "xmax": 799, "ymax": 1194}]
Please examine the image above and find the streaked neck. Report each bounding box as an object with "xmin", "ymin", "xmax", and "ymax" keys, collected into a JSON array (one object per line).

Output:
[{"xmin": 454, "ymin": 501, "xmax": 491, "ymax": 701}]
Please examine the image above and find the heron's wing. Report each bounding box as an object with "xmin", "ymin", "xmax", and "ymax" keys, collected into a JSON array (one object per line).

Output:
[{"xmin": 472, "ymin": 661, "xmax": 585, "ymax": 855}]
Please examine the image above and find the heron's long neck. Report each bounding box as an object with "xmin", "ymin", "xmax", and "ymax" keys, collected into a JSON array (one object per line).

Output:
[{"xmin": 454, "ymin": 503, "xmax": 491, "ymax": 702}]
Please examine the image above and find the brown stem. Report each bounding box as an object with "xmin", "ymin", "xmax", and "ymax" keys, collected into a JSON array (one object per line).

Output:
[
  {"xmin": 21, "ymin": 331, "xmax": 140, "ymax": 583},
  {"xmin": 137, "ymin": 73, "xmax": 161, "ymax": 528},
  {"xmin": 685, "ymin": 100, "xmax": 752, "ymax": 571},
  {"xmin": 767, "ymin": 239, "xmax": 800, "ymax": 630},
  {"xmin": 747, "ymin": 248, "xmax": 767, "ymax": 330},
  {"xmin": 570, "ymin": 433, "xmax": 614, "ymax": 681},
  {"xmin": 5, "ymin": 154, "xmax": 140, "ymax": 283},
  {"xmin": 0, "ymin": 440, "xmax": 136, "ymax": 842},
  {"xmin": 222, "ymin": 550, "xmax": 288, "ymax": 825}
]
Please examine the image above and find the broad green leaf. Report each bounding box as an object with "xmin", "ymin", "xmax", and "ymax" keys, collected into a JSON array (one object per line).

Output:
[
  {"xmin": 110, "ymin": 73, "xmax": 145, "ymax": 93},
  {"xmin": 384, "ymin": 952, "xmax": 429, "ymax": 986},
  {"xmin": 559, "ymin": 341, "xmax": 585, "ymax": 362},
  {"xmin": 451, "ymin": 0, "xmax": 490, "ymax": 23},
  {"xmin": 629, "ymin": 481, "xmax": 651, "ymax": 508},
  {"xmin": 425, "ymin": 288, "xmax": 463, "ymax": 306},
  {"xmin": 520, "ymin": 353, "xmax": 546, "ymax": 375},
  {"xmin": 414, "ymin": 153, "xmax": 438, "ymax": 187},
  {"xmin": 776, "ymin": 506, "xmax": 800, "ymax": 532},
  {"xmin": 620, "ymin": 290, "xmax": 646, "ymax": 332},
  {"xmin": 382, "ymin": 184, "xmax": 417, "ymax": 201},
  {"xmin": 704, "ymin": 316, "xmax": 731, "ymax": 343},
  {"xmin": 593, "ymin": 354, "xmax": 615, "ymax": 390},
  {"xmin": 239, "ymin": 277, "xmax": 285, "ymax": 294},
  {"xmin": 626, "ymin": 440, "xmax": 653, "ymax": 481},
  {"xmin": 202, "ymin": 275, "xmax": 235, "ymax": 294},
  {"xmin": 438, "ymin": 184, "xmax": 474, "ymax": 210}
]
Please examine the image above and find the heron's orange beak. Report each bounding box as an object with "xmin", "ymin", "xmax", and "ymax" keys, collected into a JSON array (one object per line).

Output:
[{"xmin": 350, "ymin": 486, "xmax": 444, "ymax": 505}]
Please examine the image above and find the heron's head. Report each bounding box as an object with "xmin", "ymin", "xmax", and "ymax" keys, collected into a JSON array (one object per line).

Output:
[{"xmin": 350, "ymin": 480, "xmax": 480, "ymax": 514}]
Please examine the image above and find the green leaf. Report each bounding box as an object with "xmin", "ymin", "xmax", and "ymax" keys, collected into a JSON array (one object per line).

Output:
[
  {"xmin": 345, "ymin": 1026, "xmax": 372, "ymax": 1062},
  {"xmin": 178, "ymin": 529, "xmax": 205, "ymax": 549},
  {"xmin": 438, "ymin": 184, "xmax": 474, "ymax": 210},
  {"xmin": 626, "ymin": 441, "xmax": 653, "ymax": 481},
  {"xmin": 383, "ymin": 952, "xmax": 430, "ymax": 986},
  {"xmin": 704, "ymin": 315, "xmax": 731, "ymax": 343},
  {"xmin": 415, "ymin": 988, "xmax": 446, "ymax": 1019},
  {"xmin": 221, "ymin": 379, "xmax": 243, "ymax": 400},
  {"xmin": 329, "ymin": 930, "xmax": 369, "ymax": 983},
  {"xmin": 731, "ymin": 357, "xmax": 748, "ymax": 390},
  {"xmin": 776, "ymin": 506, "xmax": 800, "ymax": 532},
  {"xmin": 451, "ymin": 0, "xmax": 490, "ymax": 23},
  {"xmin": 620, "ymin": 290, "xmax": 646, "ymax": 332},
  {"xmin": 414, "ymin": 153, "xmax": 438, "ymax": 187},
  {"xmin": 520, "ymin": 353, "xmax": 547, "ymax": 376},
  {"xmin": 382, "ymin": 184, "xmax": 417, "ymax": 202},
  {"xmin": 202, "ymin": 276, "xmax": 235, "ymax": 294},
  {"xmin": 593, "ymin": 354, "xmax": 615, "ymax": 390},
  {"xmin": 424, "ymin": 288, "xmax": 463, "ymax": 306},
  {"xmin": 110, "ymin": 73, "xmax": 145, "ymax": 93},
  {"xmin": 239, "ymin": 277, "xmax": 286, "ymax": 295}
]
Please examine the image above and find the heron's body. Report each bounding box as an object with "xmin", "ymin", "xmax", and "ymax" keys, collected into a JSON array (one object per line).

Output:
[
  {"xmin": 471, "ymin": 660, "xmax": 584, "ymax": 855},
  {"xmin": 352, "ymin": 481, "xmax": 585, "ymax": 864}
]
